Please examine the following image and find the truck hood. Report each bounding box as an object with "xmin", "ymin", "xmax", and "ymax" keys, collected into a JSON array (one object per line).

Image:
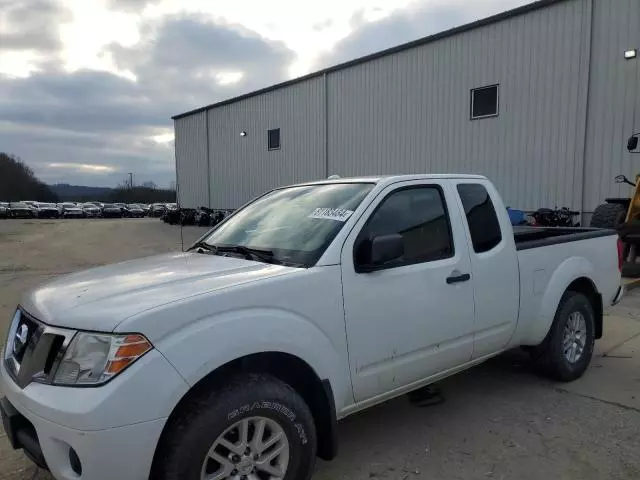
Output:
[{"xmin": 21, "ymin": 252, "xmax": 297, "ymax": 332}]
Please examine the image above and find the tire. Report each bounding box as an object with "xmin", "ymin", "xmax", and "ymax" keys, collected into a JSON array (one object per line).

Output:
[
  {"xmin": 530, "ymin": 292, "xmax": 595, "ymax": 382},
  {"xmin": 156, "ymin": 374, "xmax": 317, "ymax": 480},
  {"xmin": 589, "ymin": 202, "xmax": 627, "ymax": 228}
]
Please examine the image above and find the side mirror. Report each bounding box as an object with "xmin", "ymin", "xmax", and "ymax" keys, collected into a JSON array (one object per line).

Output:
[
  {"xmin": 628, "ymin": 133, "xmax": 640, "ymax": 153},
  {"xmin": 356, "ymin": 233, "xmax": 404, "ymax": 271},
  {"xmin": 371, "ymin": 234, "xmax": 404, "ymax": 265}
]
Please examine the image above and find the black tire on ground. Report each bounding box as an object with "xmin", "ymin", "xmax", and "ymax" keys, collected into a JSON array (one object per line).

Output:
[
  {"xmin": 530, "ymin": 291, "xmax": 595, "ymax": 382},
  {"xmin": 156, "ymin": 373, "xmax": 317, "ymax": 480},
  {"xmin": 589, "ymin": 202, "xmax": 627, "ymax": 229}
]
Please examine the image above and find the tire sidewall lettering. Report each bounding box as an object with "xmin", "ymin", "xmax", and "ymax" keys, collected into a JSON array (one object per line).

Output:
[{"xmin": 227, "ymin": 401, "xmax": 308, "ymax": 444}]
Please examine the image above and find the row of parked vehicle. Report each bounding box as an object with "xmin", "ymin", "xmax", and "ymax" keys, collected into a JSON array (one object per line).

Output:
[
  {"xmin": 0, "ymin": 201, "xmax": 177, "ymax": 219},
  {"xmin": 160, "ymin": 205, "xmax": 235, "ymax": 227}
]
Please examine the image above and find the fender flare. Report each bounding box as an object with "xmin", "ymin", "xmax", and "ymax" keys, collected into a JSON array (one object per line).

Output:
[
  {"xmin": 155, "ymin": 307, "xmax": 351, "ymax": 412},
  {"xmin": 521, "ymin": 256, "xmax": 597, "ymax": 345}
]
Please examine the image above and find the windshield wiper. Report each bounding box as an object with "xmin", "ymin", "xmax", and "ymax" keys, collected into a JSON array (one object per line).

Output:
[
  {"xmin": 190, "ymin": 242, "xmax": 282, "ymax": 265},
  {"xmin": 214, "ymin": 245, "xmax": 275, "ymax": 263}
]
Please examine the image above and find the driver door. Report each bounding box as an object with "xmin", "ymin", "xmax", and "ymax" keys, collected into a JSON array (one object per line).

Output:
[{"xmin": 341, "ymin": 181, "xmax": 476, "ymax": 401}]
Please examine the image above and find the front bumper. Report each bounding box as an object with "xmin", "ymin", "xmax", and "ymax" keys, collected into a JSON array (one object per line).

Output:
[
  {"xmin": 0, "ymin": 349, "xmax": 189, "ymax": 480},
  {"xmin": 1, "ymin": 396, "xmax": 47, "ymax": 468},
  {"xmin": 1, "ymin": 395, "xmax": 165, "ymax": 479},
  {"xmin": 38, "ymin": 211, "xmax": 59, "ymax": 218},
  {"xmin": 11, "ymin": 211, "xmax": 34, "ymax": 218}
]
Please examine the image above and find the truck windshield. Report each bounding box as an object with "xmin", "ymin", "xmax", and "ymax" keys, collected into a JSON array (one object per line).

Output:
[{"xmin": 203, "ymin": 183, "xmax": 374, "ymax": 267}]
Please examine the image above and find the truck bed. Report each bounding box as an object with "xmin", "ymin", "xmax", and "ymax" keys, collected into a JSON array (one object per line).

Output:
[{"xmin": 514, "ymin": 226, "xmax": 617, "ymax": 251}]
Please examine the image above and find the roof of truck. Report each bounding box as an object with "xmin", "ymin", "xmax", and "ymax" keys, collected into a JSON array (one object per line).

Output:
[{"xmin": 291, "ymin": 174, "xmax": 488, "ymax": 187}]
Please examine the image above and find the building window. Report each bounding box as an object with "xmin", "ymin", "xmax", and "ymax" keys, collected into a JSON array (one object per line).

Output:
[
  {"xmin": 470, "ymin": 85, "xmax": 499, "ymax": 119},
  {"xmin": 268, "ymin": 128, "xmax": 281, "ymax": 150}
]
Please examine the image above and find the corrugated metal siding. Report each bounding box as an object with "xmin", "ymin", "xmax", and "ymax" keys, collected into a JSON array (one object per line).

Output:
[
  {"xmin": 174, "ymin": 112, "xmax": 209, "ymax": 208},
  {"xmin": 176, "ymin": 0, "xmax": 639, "ymax": 213},
  {"xmin": 327, "ymin": 0, "xmax": 590, "ymax": 211},
  {"xmin": 207, "ymin": 77, "xmax": 326, "ymax": 208},
  {"xmin": 582, "ymin": 0, "xmax": 640, "ymax": 212}
]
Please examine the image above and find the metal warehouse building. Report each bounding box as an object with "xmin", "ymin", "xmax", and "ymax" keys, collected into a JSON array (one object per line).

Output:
[{"xmin": 172, "ymin": 0, "xmax": 640, "ymax": 216}]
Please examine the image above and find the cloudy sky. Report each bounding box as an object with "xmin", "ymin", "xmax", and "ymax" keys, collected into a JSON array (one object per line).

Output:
[{"xmin": 0, "ymin": 0, "xmax": 531, "ymax": 187}]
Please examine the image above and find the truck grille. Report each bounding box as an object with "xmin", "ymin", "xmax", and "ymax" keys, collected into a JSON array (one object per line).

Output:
[{"xmin": 4, "ymin": 309, "xmax": 74, "ymax": 388}]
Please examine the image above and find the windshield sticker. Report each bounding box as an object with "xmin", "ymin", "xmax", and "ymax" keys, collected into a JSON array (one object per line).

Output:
[{"xmin": 309, "ymin": 208, "xmax": 354, "ymax": 222}]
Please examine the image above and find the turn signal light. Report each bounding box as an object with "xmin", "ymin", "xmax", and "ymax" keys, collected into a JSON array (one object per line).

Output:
[{"xmin": 106, "ymin": 334, "xmax": 152, "ymax": 375}]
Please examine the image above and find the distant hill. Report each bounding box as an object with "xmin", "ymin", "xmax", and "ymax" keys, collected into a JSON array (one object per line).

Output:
[
  {"xmin": 50, "ymin": 183, "xmax": 176, "ymax": 204},
  {"xmin": 50, "ymin": 184, "xmax": 114, "ymax": 201},
  {"xmin": 0, "ymin": 153, "xmax": 58, "ymax": 202}
]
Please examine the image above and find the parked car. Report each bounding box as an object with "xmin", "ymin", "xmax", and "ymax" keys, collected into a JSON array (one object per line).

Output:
[
  {"xmin": 82, "ymin": 203, "xmax": 101, "ymax": 218},
  {"xmin": 101, "ymin": 203, "xmax": 123, "ymax": 218},
  {"xmin": 140, "ymin": 204, "xmax": 151, "ymax": 215},
  {"xmin": 59, "ymin": 202, "xmax": 85, "ymax": 218},
  {"xmin": 125, "ymin": 204, "xmax": 145, "ymax": 218},
  {"xmin": 0, "ymin": 174, "xmax": 624, "ymax": 480},
  {"xmin": 150, "ymin": 203, "xmax": 166, "ymax": 217},
  {"xmin": 20, "ymin": 201, "xmax": 39, "ymax": 216},
  {"xmin": 8, "ymin": 202, "xmax": 35, "ymax": 218},
  {"xmin": 162, "ymin": 206, "xmax": 181, "ymax": 224},
  {"xmin": 35, "ymin": 203, "xmax": 60, "ymax": 219},
  {"xmin": 161, "ymin": 204, "xmax": 179, "ymax": 223},
  {"xmin": 113, "ymin": 203, "xmax": 127, "ymax": 214},
  {"xmin": 0, "ymin": 202, "xmax": 8, "ymax": 219}
]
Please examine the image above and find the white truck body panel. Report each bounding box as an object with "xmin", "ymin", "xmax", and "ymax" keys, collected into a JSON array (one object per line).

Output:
[
  {"xmin": 512, "ymin": 236, "xmax": 620, "ymax": 347},
  {"xmin": 340, "ymin": 179, "xmax": 476, "ymax": 401},
  {"xmin": 1, "ymin": 174, "xmax": 622, "ymax": 480}
]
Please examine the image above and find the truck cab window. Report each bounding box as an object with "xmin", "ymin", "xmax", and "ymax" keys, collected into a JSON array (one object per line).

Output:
[
  {"xmin": 355, "ymin": 186, "xmax": 453, "ymax": 268},
  {"xmin": 457, "ymin": 183, "xmax": 502, "ymax": 252}
]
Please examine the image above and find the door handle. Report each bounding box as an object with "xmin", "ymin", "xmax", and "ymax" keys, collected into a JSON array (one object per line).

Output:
[{"xmin": 446, "ymin": 273, "xmax": 471, "ymax": 284}]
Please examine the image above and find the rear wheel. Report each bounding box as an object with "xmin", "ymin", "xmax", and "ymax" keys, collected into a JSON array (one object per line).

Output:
[
  {"xmin": 530, "ymin": 291, "xmax": 595, "ymax": 382},
  {"xmin": 589, "ymin": 202, "xmax": 627, "ymax": 229},
  {"xmin": 156, "ymin": 374, "xmax": 317, "ymax": 480}
]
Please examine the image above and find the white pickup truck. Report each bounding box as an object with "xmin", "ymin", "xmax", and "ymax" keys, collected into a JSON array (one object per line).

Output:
[{"xmin": 1, "ymin": 174, "xmax": 624, "ymax": 480}]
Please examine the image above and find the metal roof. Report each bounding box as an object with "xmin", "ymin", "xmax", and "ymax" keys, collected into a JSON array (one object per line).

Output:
[{"xmin": 172, "ymin": 0, "xmax": 566, "ymax": 120}]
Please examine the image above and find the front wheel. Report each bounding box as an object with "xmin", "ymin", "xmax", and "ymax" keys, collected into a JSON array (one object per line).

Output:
[
  {"xmin": 530, "ymin": 291, "xmax": 595, "ymax": 382},
  {"xmin": 156, "ymin": 374, "xmax": 317, "ymax": 480}
]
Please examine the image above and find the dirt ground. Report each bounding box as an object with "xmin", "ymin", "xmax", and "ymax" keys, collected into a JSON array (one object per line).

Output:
[{"xmin": 1, "ymin": 218, "xmax": 639, "ymax": 480}]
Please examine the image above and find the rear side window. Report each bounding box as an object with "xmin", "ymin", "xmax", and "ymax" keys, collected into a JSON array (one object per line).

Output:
[
  {"xmin": 457, "ymin": 184, "xmax": 502, "ymax": 253},
  {"xmin": 355, "ymin": 186, "xmax": 454, "ymax": 268}
]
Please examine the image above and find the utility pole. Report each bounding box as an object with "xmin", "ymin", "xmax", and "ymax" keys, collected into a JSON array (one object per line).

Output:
[{"xmin": 128, "ymin": 172, "xmax": 134, "ymax": 188}]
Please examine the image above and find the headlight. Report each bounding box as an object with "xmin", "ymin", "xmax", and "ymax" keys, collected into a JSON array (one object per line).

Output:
[{"xmin": 53, "ymin": 332, "xmax": 152, "ymax": 386}]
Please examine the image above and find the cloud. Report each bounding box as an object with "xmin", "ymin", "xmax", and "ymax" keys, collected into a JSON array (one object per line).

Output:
[
  {"xmin": 1, "ymin": 0, "xmax": 529, "ymax": 188},
  {"xmin": 318, "ymin": 0, "xmax": 530, "ymax": 68},
  {"xmin": 0, "ymin": 0, "xmax": 70, "ymax": 53},
  {"xmin": 107, "ymin": 15, "xmax": 294, "ymax": 109},
  {"xmin": 0, "ymin": 13, "xmax": 294, "ymax": 186},
  {"xmin": 105, "ymin": 0, "xmax": 160, "ymax": 13}
]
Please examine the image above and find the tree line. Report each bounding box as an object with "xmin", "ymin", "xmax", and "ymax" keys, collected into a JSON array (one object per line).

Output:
[
  {"xmin": 104, "ymin": 181, "xmax": 176, "ymax": 204},
  {"xmin": 0, "ymin": 153, "xmax": 59, "ymax": 202},
  {"xmin": 1, "ymin": 152, "xmax": 176, "ymax": 204}
]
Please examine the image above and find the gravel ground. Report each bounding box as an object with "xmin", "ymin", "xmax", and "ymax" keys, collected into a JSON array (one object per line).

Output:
[{"xmin": 0, "ymin": 218, "xmax": 639, "ymax": 480}]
